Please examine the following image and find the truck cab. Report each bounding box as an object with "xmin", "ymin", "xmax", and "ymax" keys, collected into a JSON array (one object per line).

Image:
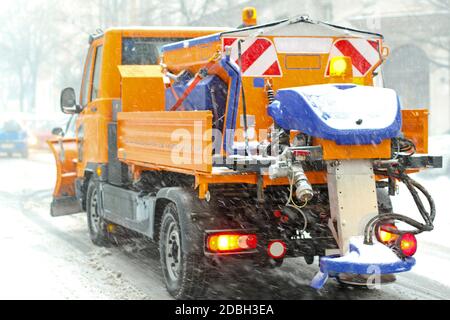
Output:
[{"xmin": 48, "ymin": 27, "xmax": 226, "ymax": 216}]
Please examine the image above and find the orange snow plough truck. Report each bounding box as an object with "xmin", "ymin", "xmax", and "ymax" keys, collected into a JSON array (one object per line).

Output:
[{"xmin": 49, "ymin": 14, "xmax": 442, "ymax": 299}]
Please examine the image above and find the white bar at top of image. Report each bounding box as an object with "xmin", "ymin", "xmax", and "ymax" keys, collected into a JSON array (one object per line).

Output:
[{"xmin": 274, "ymin": 37, "xmax": 333, "ymax": 54}]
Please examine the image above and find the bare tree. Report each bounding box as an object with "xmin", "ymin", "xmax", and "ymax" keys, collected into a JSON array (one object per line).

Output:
[
  {"xmin": 0, "ymin": 0, "xmax": 252, "ymax": 115},
  {"xmin": 0, "ymin": 0, "xmax": 64, "ymax": 112},
  {"xmin": 161, "ymin": 0, "xmax": 227, "ymax": 25}
]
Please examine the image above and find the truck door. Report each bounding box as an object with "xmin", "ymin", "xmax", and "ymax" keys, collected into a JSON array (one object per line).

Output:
[{"xmin": 48, "ymin": 115, "xmax": 81, "ymax": 216}]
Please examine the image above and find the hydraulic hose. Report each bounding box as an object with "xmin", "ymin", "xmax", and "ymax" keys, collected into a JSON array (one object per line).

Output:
[{"xmin": 364, "ymin": 169, "xmax": 436, "ymax": 245}]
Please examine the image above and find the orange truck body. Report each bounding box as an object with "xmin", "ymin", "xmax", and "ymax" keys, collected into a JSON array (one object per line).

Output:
[{"xmin": 47, "ymin": 17, "xmax": 439, "ymax": 298}]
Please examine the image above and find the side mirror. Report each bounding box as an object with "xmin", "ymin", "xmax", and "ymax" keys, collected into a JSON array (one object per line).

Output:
[
  {"xmin": 52, "ymin": 127, "xmax": 64, "ymax": 137},
  {"xmin": 60, "ymin": 88, "xmax": 81, "ymax": 114}
]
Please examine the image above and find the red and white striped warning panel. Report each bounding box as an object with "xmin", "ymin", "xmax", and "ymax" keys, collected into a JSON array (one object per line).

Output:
[
  {"xmin": 326, "ymin": 39, "xmax": 382, "ymax": 77},
  {"xmin": 222, "ymin": 37, "xmax": 282, "ymax": 77}
]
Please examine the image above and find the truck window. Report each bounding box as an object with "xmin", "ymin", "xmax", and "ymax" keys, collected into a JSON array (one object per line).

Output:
[
  {"xmin": 80, "ymin": 48, "xmax": 94, "ymax": 107},
  {"xmin": 91, "ymin": 45, "xmax": 103, "ymax": 101},
  {"xmin": 122, "ymin": 37, "xmax": 186, "ymax": 65},
  {"xmin": 64, "ymin": 115, "xmax": 78, "ymax": 139}
]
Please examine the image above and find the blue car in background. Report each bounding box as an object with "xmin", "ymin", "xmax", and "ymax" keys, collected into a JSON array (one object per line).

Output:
[{"xmin": 0, "ymin": 120, "xmax": 29, "ymax": 158}]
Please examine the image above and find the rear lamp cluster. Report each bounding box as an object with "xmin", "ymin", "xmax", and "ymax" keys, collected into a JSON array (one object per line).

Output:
[
  {"xmin": 207, "ymin": 232, "xmax": 289, "ymax": 261},
  {"xmin": 377, "ymin": 224, "xmax": 418, "ymax": 257},
  {"xmin": 398, "ymin": 233, "xmax": 417, "ymax": 257},
  {"xmin": 377, "ymin": 224, "xmax": 399, "ymax": 244},
  {"xmin": 207, "ymin": 233, "xmax": 258, "ymax": 253}
]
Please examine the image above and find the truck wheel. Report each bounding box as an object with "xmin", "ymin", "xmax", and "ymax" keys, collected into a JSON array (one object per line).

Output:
[
  {"xmin": 87, "ymin": 180, "xmax": 110, "ymax": 247},
  {"xmin": 159, "ymin": 203, "xmax": 209, "ymax": 299}
]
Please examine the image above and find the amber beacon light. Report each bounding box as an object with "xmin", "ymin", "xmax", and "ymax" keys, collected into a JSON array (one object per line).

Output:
[
  {"xmin": 330, "ymin": 56, "xmax": 353, "ymax": 78},
  {"xmin": 242, "ymin": 7, "xmax": 258, "ymax": 27}
]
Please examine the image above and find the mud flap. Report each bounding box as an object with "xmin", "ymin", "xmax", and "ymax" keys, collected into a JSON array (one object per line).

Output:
[{"xmin": 51, "ymin": 196, "xmax": 82, "ymax": 217}]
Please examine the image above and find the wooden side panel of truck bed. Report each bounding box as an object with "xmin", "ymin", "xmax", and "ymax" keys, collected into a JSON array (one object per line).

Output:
[{"xmin": 117, "ymin": 111, "xmax": 213, "ymax": 174}]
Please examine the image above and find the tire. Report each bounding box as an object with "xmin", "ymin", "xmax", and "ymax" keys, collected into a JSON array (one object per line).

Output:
[
  {"xmin": 159, "ymin": 202, "xmax": 209, "ymax": 299},
  {"xmin": 86, "ymin": 180, "xmax": 111, "ymax": 247}
]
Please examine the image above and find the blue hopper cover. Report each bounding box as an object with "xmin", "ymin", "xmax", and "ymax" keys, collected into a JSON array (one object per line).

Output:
[{"xmin": 268, "ymin": 84, "xmax": 402, "ymax": 145}]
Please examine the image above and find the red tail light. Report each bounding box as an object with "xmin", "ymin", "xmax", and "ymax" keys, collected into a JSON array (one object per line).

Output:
[
  {"xmin": 273, "ymin": 210, "xmax": 282, "ymax": 218},
  {"xmin": 207, "ymin": 233, "xmax": 258, "ymax": 253},
  {"xmin": 398, "ymin": 233, "xmax": 417, "ymax": 257},
  {"xmin": 377, "ymin": 224, "xmax": 399, "ymax": 244}
]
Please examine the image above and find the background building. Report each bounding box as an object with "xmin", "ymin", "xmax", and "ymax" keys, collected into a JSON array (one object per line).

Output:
[{"xmin": 195, "ymin": 0, "xmax": 450, "ymax": 135}]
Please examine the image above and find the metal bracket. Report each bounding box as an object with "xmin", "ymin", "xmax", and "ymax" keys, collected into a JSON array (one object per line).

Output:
[{"xmin": 327, "ymin": 160, "xmax": 379, "ymax": 254}]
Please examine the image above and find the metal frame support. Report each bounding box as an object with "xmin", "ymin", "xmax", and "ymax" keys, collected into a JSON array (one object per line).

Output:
[{"xmin": 327, "ymin": 160, "xmax": 379, "ymax": 254}]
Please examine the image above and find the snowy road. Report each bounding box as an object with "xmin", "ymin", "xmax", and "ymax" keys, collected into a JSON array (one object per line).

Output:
[{"xmin": 0, "ymin": 150, "xmax": 449, "ymax": 300}]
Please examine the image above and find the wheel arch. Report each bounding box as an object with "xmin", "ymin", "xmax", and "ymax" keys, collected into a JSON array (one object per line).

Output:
[
  {"xmin": 79, "ymin": 170, "xmax": 94, "ymax": 211},
  {"xmin": 79, "ymin": 163, "xmax": 107, "ymax": 211},
  {"xmin": 153, "ymin": 188, "xmax": 205, "ymax": 254}
]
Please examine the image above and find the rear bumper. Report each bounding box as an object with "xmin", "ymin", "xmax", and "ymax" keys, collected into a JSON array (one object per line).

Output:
[{"xmin": 203, "ymin": 227, "xmax": 335, "ymax": 259}]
